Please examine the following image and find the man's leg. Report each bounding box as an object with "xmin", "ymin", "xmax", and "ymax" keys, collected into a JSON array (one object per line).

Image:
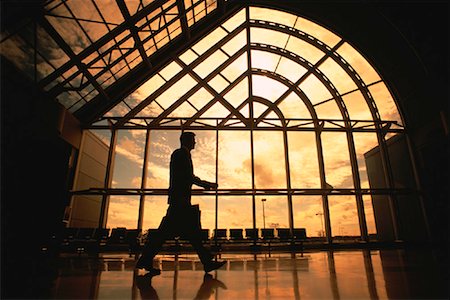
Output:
[
  {"xmin": 137, "ymin": 217, "xmax": 172, "ymax": 270},
  {"xmin": 182, "ymin": 225, "xmax": 226, "ymax": 273}
]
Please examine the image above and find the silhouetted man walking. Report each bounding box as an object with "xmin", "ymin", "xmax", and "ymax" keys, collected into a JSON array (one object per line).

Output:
[{"xmin": 136, "ymin": 132, "xmax": 226, "ymax": 274}]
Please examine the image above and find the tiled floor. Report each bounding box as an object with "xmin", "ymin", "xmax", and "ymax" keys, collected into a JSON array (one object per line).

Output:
[{"xmin": 41, "ymin": 248, "xmax": 448, "ymax": 299}]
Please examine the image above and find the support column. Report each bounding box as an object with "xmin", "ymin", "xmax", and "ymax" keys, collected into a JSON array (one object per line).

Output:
[
  {"xmin": 316, "ymin": 124, "xmax": 332, "ymax": 243},
  {"xmin": 376, "ymin": 127, "xmax": 401, "ymax": 241},
  {"xmin": 246, "ymin": 6, "xmax": 257, "ymax": 247},
  {"xmin": 214, "ymin": 122, "xmax": 219, "ymax": 248},
  {"xmin": 137, "ymin": 129, "xmax": 151, "ymax": 230},
  {"xmin": 283, "ymin": 127, "xmax": 295, "ymax": 238},
  {"xmin": 346, "ymin": 130, "xmax": 369, "ymax": 241},
  {"xmin": 99, "ymin": 129, "xmax": 117, "ymax": 228}
]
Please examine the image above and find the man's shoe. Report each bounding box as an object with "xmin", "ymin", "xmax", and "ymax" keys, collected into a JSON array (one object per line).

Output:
[{"xmin": 203, "ymin": 260, "xmax": 226, "ymax": 273}]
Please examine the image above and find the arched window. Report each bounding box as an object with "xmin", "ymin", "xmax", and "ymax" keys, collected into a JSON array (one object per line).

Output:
[{"xmin": 82, "ymin": 6, "xmax": 405, "ymax": 242}]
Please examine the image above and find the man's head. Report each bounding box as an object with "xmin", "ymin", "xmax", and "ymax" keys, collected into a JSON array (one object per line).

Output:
[{"xmin": 180, "ymin": 132, "xmax": 196, "ymax": 150}]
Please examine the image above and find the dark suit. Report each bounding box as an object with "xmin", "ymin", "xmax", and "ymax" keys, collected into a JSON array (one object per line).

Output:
[
  {"xmin": 168, "ymin": 147, "xmax": 210, "ymax": 207},
  {"xmin": 138, "ymin": 147, "xmax": 213, "ymax": 266}
]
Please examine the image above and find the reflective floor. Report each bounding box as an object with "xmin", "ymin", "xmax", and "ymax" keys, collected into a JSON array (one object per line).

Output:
[{"xmin": 43, "ymin": 248, "xmax": 447, "ymax": 299}]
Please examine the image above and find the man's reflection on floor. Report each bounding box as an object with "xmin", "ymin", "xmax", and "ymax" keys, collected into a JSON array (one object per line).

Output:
[
  {"xmin": 135, "ymin": 272, "xmax": 227, "ymax": 300},
  {"xmin": 135, "ymin": 273, "xmax": 160, "ymax": 300},
  {"xmin": 194, "ymin": 274, "xmax": 227, "ymax": 300}
]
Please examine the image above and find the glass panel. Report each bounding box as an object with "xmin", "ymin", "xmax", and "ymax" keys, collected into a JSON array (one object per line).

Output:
[
  {"xmin": 221, "ymin": 8, "xmax": 246, "ymax": 32},
  {"xmin": 159, "ymin": 61, "xmax": 182, "ymax": 81},
  {"xmin": 294, "ymin": 16, "xmax": 341, "ymax": 47},
  {"xmin": 218, "ymin": 196, "xmax": 253, "ymax": 230},
  {"xmin": 321, "ymin": 132, "xmax": 353, "ymax": 188},
  {"xmin": 187, "ymin": 87, "xmax": 214, "ymax": 110},
  {"xmin": 200, "ymin": 101, "xmax": 229, "ymax": 119},
  {"xmin": 208, "ymin": 74, "xmax": 229, "ymax": 93},
  {"xmin": 353, "ymin": 133, "xmax": 378, "ymax": 189},
  {"xmin": 252, "ymin": 75, "xmax": 288, "ymax": 102},
  {"xmin": 363, "ymin": 195, "xmax": 377, "ymax": 236},
  {"xmin": 251, "ymin": 50, "xmax": 280, "ymax": 72},
  {"xmin": 315, "ymin": 100, "xmax": 342, "ymax": 120},
  {"xmin": 105, "ymin": 102, "xmax": 130, "ymax": 117},
  {"xmin": 192, "ymin": 27, "xmax": 227, "ymax": 56},
  {"xmin": 288, "ymin": 132, "xmax": 320, "ymax": 188},
  {"xmin": 342, "ymin": 90, "xmax": 373, "ymax": 120},
  {"xmin": 369, "ymin": 82, "xmax": 402, "ymax": 124},
  {"xmin": 96, "ymin": 0, "xmax": 124, "ymax": 24},
  {"xmin": 192, "ymin": 1, "xmax": 207, "ymax": 21},
  {"xmin": 111, "ymin": 130, "xmax": 145, "ymax": 188},
  {"xmin": 126, "ymin": 0, "xmax": 156, "ymax": 15},
  {"xmin": 180, "ymin": 49, "xmax": 198, "ymax": 65},
  {"xmin": 329, "ymin": 196, "xmax": 360, "ymax": 238},
  {"xmin": 251, "ymin": 28, "xmax": 290, "ymax": 49},
  {"xmin": 300, "ymin": 74, "xmax": 332, "ymax": 105},
  {"xmin": 285, "ymin": 35, "xmax": 325, "ymax": 65},
  {"xmin": 139, "ymin": 73, "xmax": 166, "ymax": 97},
  {"xmin": 106, "ymin": 196, "xmax": 139, "ymax": 229},
  {"xmin": 191, "ymin": 196, "xmax": 216, "ymax": 230},
  {"xmin": 155, "ymin": 74, "xmax": 197, "ymax": 108},
  {"xmin": 36, "ymin": 25, "xmax": 70, "ymax": 70},
  {"xmin": 167, "ymin": 101, "xmax": 197, "ymax": 118},
  {"xmin": 224, "ymin": 77, "xmax": 249, "ymax": 108},
  {"xmin": 254, "ymin": 131, "xmax": 286, "ymax": 189},
  {"xmin": 252, "ymin": 102, "xmax": 268, "ymax": 119},
  {"xmin": 218, "ymin": 131, "xmax": 251, "ymax": 189},
  {"xmin": 142, "ymin": 196, "xmax": 168, "ymax": 229},
  {"xmin": 221, "ymin": 53, "xmax": 247, "ymax": 82},
  {"xmin": 250, "ymin": 7, "xmax": 297, "ymax": 27},
  {"xmin": 46, "ymin": 15, "xmax": 89, "ymax": 55},
  {"xmin": 221, "ymin": 30, "xmax": 246, "ymax": 56},
  {"xmin": 194, "ymin": 49, "xmax": 229, "ymax": 78},
  {"xmin": 190, "ymin": 131, "xmax": 216, "ymax": 183},
  {"xmin": 255, "ymin": 196, "xmax": 289, "ymax": 230},
  {"xmin": 336, "ymin": 42, "xmax": 381, "ymax": 85},
  {"xmin": 146, "ymin": 131, "xmax": 180, "ymax": 188},
  {"xmin": 318, "ymin": 58, "xmax": 357, "ymax": 95},
  {"xmin": 275, "ymin": 57, "xmax": 307, "ymax": 83},
  {"xmin": 278, "ymin": 92, "xmax": 311, "ymax": 119},
  {"xmin": 136, "ymin": 101, "xmax": 164, "ymax": 118},
  {"xmin": 293, "ymin": 196, "xmax": 325, "ymax": 238}
]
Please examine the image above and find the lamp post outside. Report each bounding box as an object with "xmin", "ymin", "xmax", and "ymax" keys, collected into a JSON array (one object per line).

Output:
[{"xmin": 262, "ymin": 198, "xmax": 267, "ymax": 230}]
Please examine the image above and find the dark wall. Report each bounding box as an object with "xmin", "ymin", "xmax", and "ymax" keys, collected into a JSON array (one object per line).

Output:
[{"xmin": 1, "ymin": 58, "xmax": 73, "ymax": 298}]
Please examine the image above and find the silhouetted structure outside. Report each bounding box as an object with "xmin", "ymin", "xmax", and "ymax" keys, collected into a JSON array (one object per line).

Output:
[{"xmin": 136, "ymin": 132, "xmax": 225, "ymax": 273}]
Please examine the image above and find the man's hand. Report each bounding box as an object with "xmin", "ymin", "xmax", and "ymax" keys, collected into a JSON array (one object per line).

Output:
[{"xmin": 203, "ymin": 181, "xmax": 218, "ymax": 190}]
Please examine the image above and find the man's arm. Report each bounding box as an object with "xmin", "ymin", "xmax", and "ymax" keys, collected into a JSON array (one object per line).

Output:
[{"xmin": 193, "ymin": 176, "xmax": 218, "ymax": 190}]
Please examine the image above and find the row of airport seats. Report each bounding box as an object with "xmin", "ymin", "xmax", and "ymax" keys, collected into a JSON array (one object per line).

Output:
[
  {"xmin": 53, "ymin": 227, "xmax": 307, "ymax": 253},
  {"xmin": 56, "ymin": 227, "xmax": 142, "ymax": 253},
  {"xmin": 145, "ymin": 227, "xmax": 307, "ymax": 243},
  {"xmin": 212, "ymin": 228, "xmax": 306, "ymax": 242}
]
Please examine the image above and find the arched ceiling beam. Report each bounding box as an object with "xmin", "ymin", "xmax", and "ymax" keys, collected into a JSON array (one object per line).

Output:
[{"xmin": 250, "ymin": 19, "xmax": 384, "ymax": 123}]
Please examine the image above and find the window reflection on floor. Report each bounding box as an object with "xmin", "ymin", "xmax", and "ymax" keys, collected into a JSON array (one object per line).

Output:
[{"xmin": 50, "ymin": 249, "xmax": 447, "ymax": 300}]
